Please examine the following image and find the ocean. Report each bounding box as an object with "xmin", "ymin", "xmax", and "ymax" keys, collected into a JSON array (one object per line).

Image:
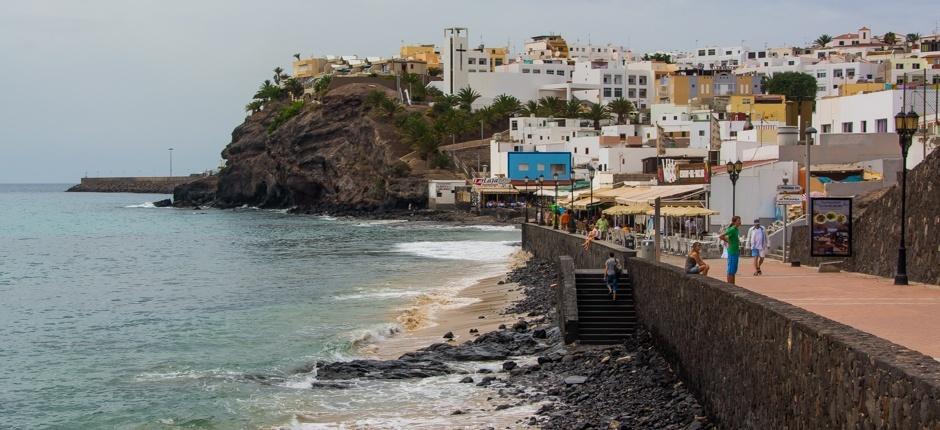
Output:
[{"xmin": 0, "ymin": 184, "xmax": 521, "ymax": 429}]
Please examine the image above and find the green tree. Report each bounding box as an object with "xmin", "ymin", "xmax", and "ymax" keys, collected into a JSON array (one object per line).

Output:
[
  {"xmin": 814, "ymin": 34, "xmax": 832, "ymax": 47},
  {"xmin": 254, "ymin": 79, "xmax": 283, "ymax": 101},
  {"xmin": 763, "ymin": 72, "xmax": 817, "ymax": 101},
  {"xmin": 491, "ymin": 94, "xmax": 521, "ymax": 117},
  {"xmin": 521, "ymin": 100, "xmax": 539, "ymax": 116},
  {"xmin": 312, "ymin": 75, "xmax": 332, "ymax": 99},
  {"xmin": 402, "ymin": 73, "xmax": 422, "ymax": 100},
  {"xmin": 293, "ymin": 53, "xmax": 301, "ymax": 61},
  {"xmin": 906, "ymin": 33, "xmax": 921, "ymax": 47},
  {"xmin": 272, "ymin": 67, "xmax": 286, "ymax": 85},
  {"xmin": 641, "ymin": 53, "xmax": 672, "ymax": 63},
  {"xmin": 399, "ymin": 113, "xmax": 439, "ymax": 160},
  {"xmin": 366, "ymin": 89, "xmax": 389, "ymax": 109},
  {"xmin": 883, "ymin": 32, "xmax": 897, "ymax": 45},
  {"xmin": 606, "ymin": 97, "xmax": 635, "ymax": 125},
  {"xmin": 561, "ymin": 99, "xmax": 582, "ymax": 118},
  {"xmin": 537, "ymin": 96, "xmax": 564, "ymax": 117},
  {"xmin": 580, "ymin": 102, "xmax": 612, "ymax": 130},
  {"xmin": 283, "ymin": 77, "xmax": 304, "ymax": 99},
  {"xmin": 456, "ymin": 86, "xmax": 481, "ymax": 111},
  {"xmin": 380, "ymin": 97, "xmax": 401, "ymax": 118},
  {"xmin": 245, "ymin": 100, "xmax": 264, "ymax": 113}
]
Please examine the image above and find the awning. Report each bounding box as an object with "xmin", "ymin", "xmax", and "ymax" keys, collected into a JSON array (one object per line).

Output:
[
  {"xmin": 474, "ymin": 187, "xmax": 518, "ymax": 195},
  {"xmin": 612, "ymin": 184, "xmax": 705, "ymax": 205},
  {"xmin": 571, "ymin": 197, "xmax": 609, "ymax": 209},
  {"xmin": 603, "ymin": 204, "xmax": 653, "ymax": 216},
  {"xmin": 646, "ymin": 206, "xmax": 719, "ymax": 217}
]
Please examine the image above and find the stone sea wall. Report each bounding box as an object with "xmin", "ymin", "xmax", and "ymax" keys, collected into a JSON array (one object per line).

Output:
[
  {"xmin": 523, "ymin": 226, "xmax": 940, "ymax": 428},
  {"xmin": 521, "ymin": 223, "xmax": 636, "ymax": 270},
  {"xmin": 68, "ymin": 176, "xmax": 201, "ymax": 194}
]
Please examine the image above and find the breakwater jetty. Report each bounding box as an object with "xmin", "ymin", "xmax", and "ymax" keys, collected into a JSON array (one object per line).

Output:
[
  {"xmin": 67, "ymin": 176, "xmax": 202, "ymax": 194},
  {"xmin": 523, "ymin": 223, "xmax": 940, "ymax": 429}
]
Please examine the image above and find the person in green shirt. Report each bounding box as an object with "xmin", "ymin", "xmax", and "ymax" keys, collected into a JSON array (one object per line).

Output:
[
  {"xmin": 719, "ymin": 215, "xmax": 742, "ymax": 284},
  {"xmin": 596, "ymin": 216, "xmax": 609, "ymax": 240}
]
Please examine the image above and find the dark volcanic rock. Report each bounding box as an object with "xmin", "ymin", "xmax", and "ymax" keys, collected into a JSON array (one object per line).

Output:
[
  {"xmin": 173, "ymin": 84, "xmax": 432, "ymax": 210},
  {"xmin": 315, "ymin": 358, "xmax": 451, "ymax": 380},
  {"xmin": 152, "ymin": 198, "xmax": 173, "ymax": 207},
  {"xmin": 504, "ymin": 258, "xmax": 557, "ymax": 317}
]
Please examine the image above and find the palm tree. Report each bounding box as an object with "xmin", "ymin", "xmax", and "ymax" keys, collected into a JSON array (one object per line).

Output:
[
  {"xmin": 254, "ymin": 79, "xmax": 283, "ymax": 101},
  {"xmin": 293, "ymin": 53, "xmax": 301, "ymax": 61},
  {"xmin": 906, "ymin": 33, "xmax": 921, "ymax": 49},
  {"xmin": 456, "ymin": 87, "xmax": 481, "ymax": 111},
  {"xmin": 883, "ymin": 32, "xmax": 898, "ymax": 46},
  {"xmin": 283, "ymin": 77, "xmax": 304, "ymax": 99},
  {"xmin": 606, "ymin": 97, "xmax": 636, "ymax": 125},
  {"xmin": 491, "ymin": 94, "xmax": 521, "ymax": 117},
  {"xmin": 402, "ymin": 73, "xmax": 421, "ymax": 100},
  {"xmin": 366, "ymin": 89, "xmax": 389, "ymax": 108},
  {"xmin": 312, "ymin": 75, "xmax": 332, "ymax": 99},
  {"xmin": 560, "ymin": 99, "xmax": 582, "ymax": 118},
  {"xmin": 521, "ymin": 100, "xmax": 540, "ymax": 116},
  {"xmin": 245, "ymin": 100, "xmax": 264, "ymax": 113},
  {"xmin": 814, "ymin": 34, "xmax": 832, "ymax": 47},
  {"xmin": 537, "ymin": 96, "xmax": 564, "ymax": 117},
  {"xmin": 580, "ymin": 103, "xmax": 612, "ymax": 130},
  {"xmin": 273, "ymin": 67, "xmax": 285, "ymax": 85}
]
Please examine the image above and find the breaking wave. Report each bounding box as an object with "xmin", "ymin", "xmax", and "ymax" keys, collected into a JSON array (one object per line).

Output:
[{"xmin": 393, "ymin": 240, "xmax": 519, "ymax": 262}]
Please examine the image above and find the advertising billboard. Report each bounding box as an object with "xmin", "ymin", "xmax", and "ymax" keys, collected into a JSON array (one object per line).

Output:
[{"xmin": 810, "ymin": 197, "xmax": 852, "ymax": 257}]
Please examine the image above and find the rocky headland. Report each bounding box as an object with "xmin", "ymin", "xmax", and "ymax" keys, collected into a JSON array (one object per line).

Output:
[{"xmin": 173, "ymin": 83, "xmax": 461, "ymax": 212}]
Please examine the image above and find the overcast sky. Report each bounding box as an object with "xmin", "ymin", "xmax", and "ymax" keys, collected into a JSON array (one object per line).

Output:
[{"xmin": 1, "ymin": 0, "xmax": 936, "ymax": 183}]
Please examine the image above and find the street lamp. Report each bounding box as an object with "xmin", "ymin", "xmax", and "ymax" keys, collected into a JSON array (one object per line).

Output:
[
  {"xmin": 168, "ymin": 148, "xmax": 174, "ymax": 177},
  {"xmin": 804, "ymin": 126, "xmax": 817, "ymax": 268},
  {"xmin": 894, "ymin": 107, "xmax": 919, "ymax": 285},
  {"xmin": 523, "ymin": 176, "xmax": 529, "ymax": 223},
  {"xmin": 537, "ymin": 174, "xmax": 545, "ymax": 225},
  {"xmin": 588, "ymin": 166, "xmax": 596, "ymax": 219},
  {"xmin": 553, "ymin": 172, "xmax": 559, "ymax": 229},
  {"xmin": 568, "ymin": 169, "xmax": 576, "ymax": 233},
  {"xmin": 726, "ymin": 160, "xmax": 743, "ymax": 216}
]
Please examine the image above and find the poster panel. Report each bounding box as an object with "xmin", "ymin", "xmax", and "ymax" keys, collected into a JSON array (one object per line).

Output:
[{"xmin": 810, "ymin": 197, "xmax": 852, "ymax": 257}]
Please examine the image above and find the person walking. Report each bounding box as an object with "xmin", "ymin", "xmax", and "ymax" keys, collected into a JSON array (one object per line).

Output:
[
  {"xmin": 719, "ymin": 216, "xmax": 742, "ymax": 285},
  {"xmin": 745, "ymin": 219, "xmax": 768, "ymax": 276},
  {"xmin": 604, "ymin": 252, "xmax": 621, "ymax": 301},
  {"xmin": 596, "ymin": 216, "xmax": 609, "ymax": 241}
]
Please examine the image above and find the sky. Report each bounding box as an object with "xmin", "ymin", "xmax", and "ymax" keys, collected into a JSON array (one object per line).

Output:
[{"xmin": 1, "ymin": 0, "xmax": 937, "ymax": 183}]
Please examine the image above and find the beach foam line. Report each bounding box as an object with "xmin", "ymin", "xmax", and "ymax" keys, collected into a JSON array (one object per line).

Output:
[
  {"xmin": 332, "ymin": 289, "xmax": 424, "ymax": 302},
  {"xmin": 124, "ymin": 202, "xmax": 156, "ymax": 208},
  {"xmin": 393, "ymin": 240, "xmax": 519, "ymax": 262}
]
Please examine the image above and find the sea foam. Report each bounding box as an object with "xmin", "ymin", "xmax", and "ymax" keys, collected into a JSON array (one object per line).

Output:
[{"xmin": 393, "ymin": 240, "xmax": 519, "ymax": 262}]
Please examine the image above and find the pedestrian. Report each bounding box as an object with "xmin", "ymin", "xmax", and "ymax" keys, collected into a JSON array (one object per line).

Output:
[
  {"xmin": 719, "ymin": 216, "xmax": 742, "ymax": 285},
  {"xmin": 582, "ymin": 224, "xmax": 599, "ymax": 250},
  {"xmin": 746, "ymin": 218, "xmax": 768, "ymax": 276},
  {"xmin": 604, "ymin": 252, "xmax": 621, "ymax": 301},
  {"xmin": 685, "ymin": 241, "xmax": 710, "ymax": 275},
  {"xmin": 560, "ymin": 210, "xmax": 571, "ymax": 231},
  {"xmin": 596, "ymin": 215, "xmax": 609, "ymax": 241}
]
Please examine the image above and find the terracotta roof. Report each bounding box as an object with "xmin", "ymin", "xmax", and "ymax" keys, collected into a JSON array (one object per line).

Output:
[
  {"xmin": 833, "ymin": 33, "xmax": 859, "ymax": 40},
  {"xmin": 859, "ymin": 27, "xmax": 870, "ymax": 31}
]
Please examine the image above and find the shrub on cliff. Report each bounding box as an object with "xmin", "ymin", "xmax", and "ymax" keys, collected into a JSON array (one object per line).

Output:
[{"xmin": 267, "ymin": 100, "xmax": 305, "ymax": 132}]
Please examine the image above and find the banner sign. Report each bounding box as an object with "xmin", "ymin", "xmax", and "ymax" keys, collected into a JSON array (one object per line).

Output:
[
  {"xmin": 776, "ymin": 184, "xmax": 803, "ymax": 193},
  {"xmin": 775, "ymin": 194, "xmax": 803, "ymax": 205},
  {"xmin": 810, "ymin": 197, "xmax": 852, "ymax": 257},
  {"xmin": 472, "ymin": 177, "xmax": 513, "ymax": 188},
  {"xmin": 658, "ymin": 159, "xmax": 711, "ymax": 185}
]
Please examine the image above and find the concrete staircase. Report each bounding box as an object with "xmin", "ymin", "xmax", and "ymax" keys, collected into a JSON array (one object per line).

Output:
[{"xmin": 574, "ymin": 270, "xmax": 636, "ymax": 345}]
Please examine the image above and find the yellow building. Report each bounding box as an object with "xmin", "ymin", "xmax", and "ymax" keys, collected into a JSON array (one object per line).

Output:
[
  {"xmin": 525, "ymin": 35, "xmax": 569, "ymax": 59},
  {"xmin": 400, "ymin": 44, "xmax": 441, "ymax": 71},
  {"xmin": 292, "ymin": 57, "xmax": 331, "ymax": 79},
  {"xmin": 480, "ymin": 46, "xmax": 509, "ymax": 71},
  {"xmin": 839, "ymin": 82, "xmax": 890, "ymax": 96},
  {"xmin": 887, "ymin": 57, "xmax": 929, "ymax": 84},
  {"xmin": 660, "ymin": 72, "xmax": 760, "ymax": 105},
  {"xmin": 728, "ymin": 94, "xmax": 788, "ymax": 122}
]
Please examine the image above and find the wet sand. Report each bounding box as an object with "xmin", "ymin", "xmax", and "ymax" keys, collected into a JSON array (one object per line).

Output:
[{"xmin": 366, "ymin": 274, "xmax": 524, "ymax": 359}]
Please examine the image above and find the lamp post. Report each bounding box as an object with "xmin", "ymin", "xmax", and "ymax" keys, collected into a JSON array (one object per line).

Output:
[
  {"xmin": 804, "ymin": 126, "xmax": 817, "ymax": 267},
  {"xmin": 553, "ymin": 172, "xmax": 559, "ymax": 229},
  {"xmin": 568, "ymin": 169, "xmax": 576, "ymax": 233},
  {"xmin": 894, "ymin": 107, "xmax": 919, "ymax": 285},
  {"xmin": 588, "ymin": 166, "xmax": 596, "ymax": 219},
  {"xmin": 523, "ymin": 176, "xmax": 529, "ymax": 223},
  {"xmin": 726, "ymin": 160, "xmax": 743, "ymax": 216},
  {"xmin": 537, "ymin": 174, "xmax": 545, "ymax": 225},
  {"xmin": 168, "ymin": 148, "xmax": 174, "ymax": 177}
]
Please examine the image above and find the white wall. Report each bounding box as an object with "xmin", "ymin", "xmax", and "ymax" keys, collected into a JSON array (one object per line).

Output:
[
  {"xmin": 709, "ymin": 161, "xmax": 799, "ymax": 228},
  {"xmin": 467, "ymin": 71, "xmax": 567, "ymax": 109},
  {"xmin": 598, "ymin": 147, "xmax": 657, "ymax": 173}
]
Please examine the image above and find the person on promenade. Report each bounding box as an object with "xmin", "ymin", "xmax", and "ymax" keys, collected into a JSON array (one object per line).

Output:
[
  {"xmin": 745, "ymin": 219, "xmax": 768, "ymax": 276},
  {"xmin": 604, "ymin": 252, "xmax": 621, "ymax": 301},
  {"xmin": 685, "ymin": 242, "xmax": 710, "ymax": 275},
  {"xmin": 582, "ymin": 224, "xmax": 599, "ymax": 250},
  {"xmin": 596, "ymin": 216, "xmax": 609, "ymax": 241},
  {"xmin": 560, "ymin": 210, "xmax": 570, "ymax": 231},
  {"xmin": 719, "ymin": 216, "xmax": 742, "ymax": 284}
]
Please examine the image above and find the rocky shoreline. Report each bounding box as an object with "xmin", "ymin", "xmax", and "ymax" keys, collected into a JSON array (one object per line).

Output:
[{"xmin": 310, "ymin": 259, "xmax": 713, "ymax": 429}]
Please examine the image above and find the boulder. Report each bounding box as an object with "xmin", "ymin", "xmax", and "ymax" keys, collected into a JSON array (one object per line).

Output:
[{"xmin": 152, "ymin": 198, "xmax": 173, "ymax": 207}]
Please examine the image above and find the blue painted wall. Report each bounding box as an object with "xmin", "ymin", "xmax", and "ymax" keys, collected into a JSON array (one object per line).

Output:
[{"xmin": 506, "ymin": 152, "xmax": 572, "ymax": 181}]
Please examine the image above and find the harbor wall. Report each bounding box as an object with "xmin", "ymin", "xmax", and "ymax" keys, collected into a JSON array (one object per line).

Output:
[{"xmin": 67, "ymin": 176, "xmax": 201, "ymax": 194}]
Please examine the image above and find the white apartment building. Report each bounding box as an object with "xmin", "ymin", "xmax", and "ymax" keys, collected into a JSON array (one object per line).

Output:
[
  {"xmin": 508, "ymin": 117, "xmax": 595, "ymax": 147},
  {"xmin": 568, "ymin": 43, "xmax": 631, "ymax": 62},
  {"xmin": 735, "ymin": 55, "xmax": 883, "ymax": 98},
  {"xmin": 570, "ymin": 60, "xmax": 654, "ymax": 110},
  {"xmin": 678, "ymin": 46, "xmax": 748, "ymax": 70},
  {"xmin": 815, "ymin": 88, "xmax": 939, "ymax": 135},
  {"xmin": 495, "ymin": 60, "xmax": 573, "ymax": 78}
]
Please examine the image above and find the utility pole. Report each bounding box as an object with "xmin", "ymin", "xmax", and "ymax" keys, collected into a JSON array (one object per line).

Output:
[{"xmin": 168, "ymin": 148, "xmax": 174, "ymax": 177}]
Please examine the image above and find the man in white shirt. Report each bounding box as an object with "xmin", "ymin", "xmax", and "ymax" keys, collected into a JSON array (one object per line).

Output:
[{"xmin": 745, "ymin": 219, "xmax": 768, "ymax": 276}]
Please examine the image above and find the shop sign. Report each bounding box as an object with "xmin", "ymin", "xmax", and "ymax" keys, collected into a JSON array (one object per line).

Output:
[{"xmin": 810, "ymin": 197, "xmax": 852, "ymax": 257}]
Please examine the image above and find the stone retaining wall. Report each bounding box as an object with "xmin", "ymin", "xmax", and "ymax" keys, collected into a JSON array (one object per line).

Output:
[
  {"xmin": 524, "ymin": 226, "xmax": 940, "ymax": 428},
  {"xmin": 67, "ymin": 176, "xmax": 201, "ymax": 194},
  {"xmin": 521, "ymin": 223, "xmax": 636, "ymax": 270}
]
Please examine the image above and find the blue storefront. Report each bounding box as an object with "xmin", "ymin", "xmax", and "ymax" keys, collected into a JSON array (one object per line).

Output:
[{"xmin": 506, "ymin": 152, "xmax": 572, "ymax": 181}]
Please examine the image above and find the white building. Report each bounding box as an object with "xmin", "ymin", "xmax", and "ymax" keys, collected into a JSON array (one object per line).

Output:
[
  {"xmin": 678, "ymin": 46, "xmax": 748, "ymax": 70},
  {"xmin": 735, "ymin": 56, "xmax": 884, "ymax": 98},
  {"xmin": 568, "ymin": 43, "xmax": 631, "ymax": 62},
  {"xmin": 508, "ymin": 117, "xmax": 595, "ymax": 147},
  {"xmin": 428, "ymin": 180, "xmax": 467, "ymax": 209},
  {"xmin": 442, "ymin": 27, "xmax": 490, "ymax": 95},
  {"xmin": 570, "ymin": 60, "xmax": 654, "ymax": 110},
  {"xmin": 815, "ymin": 88, "xmax": 938, "ymax": 135}
]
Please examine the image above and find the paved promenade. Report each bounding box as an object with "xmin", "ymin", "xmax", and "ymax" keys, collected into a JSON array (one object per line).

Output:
[{"xmin": 661, "ymin": 255, "xmax": 940, "ymax": 359}]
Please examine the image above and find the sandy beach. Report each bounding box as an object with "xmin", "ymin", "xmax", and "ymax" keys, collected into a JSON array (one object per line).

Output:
[{"xmin": 367, "ymin": 274, "xmax": 525, "ymax": 359}]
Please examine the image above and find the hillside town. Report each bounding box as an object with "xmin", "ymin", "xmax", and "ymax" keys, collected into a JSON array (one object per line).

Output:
[{"xmin": 282, "ymin": 26, "xmax": 940, "ymax": 262}]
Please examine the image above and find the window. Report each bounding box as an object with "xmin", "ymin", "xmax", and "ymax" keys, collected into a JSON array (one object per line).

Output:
[
  {"xmin": 758, "ymin": 51, "xmax": 766, "ymax": 58},
  {"xmin": 821, "ymin": 124, "xmax": 832, "ymax": 133},
  {"xmin": 788, "ymin": 60, "xmax": 795, "ymax": 66},
  {"xmin": 673, "ymin": 116, "xmax": 678, "ymax": 120},
  {"xmin": 725, "ymin": 50, "xmax": 732, "ymax": 55},
  {"xmin": 698, "ymin": 49, "xmax": 706, "ymax": 56},
  {"xmin": 550, "ymin": 164, "xmax": 566, "ymax": 176},
  {"xmin": 546, "ymin": 70, "xmax": 554, "ymax": 75},
  {"xmin": 479, "ymin": 58, "xmax": 487, "ymax": 65},
  {"xmin": 518, "ymin": 163, "xmax": 530, "ymax": 171},
  {"xmin": 574, "ymin": 147, "xmax": 578, "ymax": 153},
  {"xmin": 639, "ymin": 89, "xmax": 647, "ymax": 98},
  {"xmin": 585, "ymin": 148, "xmax": 589, "ymax": 155},
  {"xmin": 533, "ymin": 69, "xmax": 541, "ymax": 74},
  {"xmin": 748, "ymin": 52, "xmax": 756, "ymax": 59},
  {"xmin": 730, "ymin": 131, "xmax": 738, "ymax": 137},
  {"xmin": 614, "ymin": 88, "xmax": 623, "ymax": 97},
  {"xmin": 614, "ymin": 75, "xmax": 623, "ymax": 84},
  {"xmin": 468, "ymin": 58, "xmax": 476, "ymax": 65},
  {"xmin": 707, "ymin": 49, "xmax": 716, "ymax": 55},
  {"xmin": 638, "ymin": 76, "xmax": 647, "ymax": 85},
  {"xmin": 817, "ymin": 86, "xmax": 825, "ymax": 92},
  {"xmin": 522, "ymin": 68, "xmax": 530, "ymax": 74},
  {"xmin": 842, "ymin": 122, "xmax": 853, "ymax": 133},
  {"xmin": 895, "ymin": 64, "xmax": 904, "ymax": 69},
  {"xmin": 511, "ymin": 121, "xmax": 518, "ymax": 131},
  {"xmin": 861, "ymin": 121, "xmax": 867, "ymax": 133},
  {"xmin": 698, "ymin": 130, "xmax": 705, "ymax": 136},
  {"xmin": 527, "ymin": 134, "xmax": 532, "ymax": 139},
  {"xmin": 603, "ymin": 87, "xmax": 612, "ymax": 97},
  {"xmin": 833, "ymin": 69, "xmax": 843, "ymax": 78},
  {"xmin": 628, "ymin": 75, "xmax": 636, "ymax": 85},
  {"xmin": 495, "ymin": 58, "xmax": 503, "ymax": 66},
  {"xmin": 603, "ymin": 74, "xmax": 612, "ymax": 84},
  {"xmin": 846, "ymin": 68, "xmax": 855, "ymax": 77},
  {"xmin": 817, "ymin": 70, "xmax": 827, "ymax": 78},
  {"xmin": 913, "ymin": 63, "xmax": 921, "ymax": 70},
  {"xmin": 876, "ymin": 118, "xmax": 888, "ymax": 132}
]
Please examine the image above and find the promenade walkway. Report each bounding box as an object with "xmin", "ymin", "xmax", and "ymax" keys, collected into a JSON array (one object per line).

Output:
[{"xmin": 661, "ymin": 255, "xmax": 940, "ymax": 359}]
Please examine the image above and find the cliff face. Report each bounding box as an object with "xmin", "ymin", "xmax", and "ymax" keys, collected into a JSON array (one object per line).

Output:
[{"xmin": 175, "ymin": 84, "xmax": 429, "ymax": 211}]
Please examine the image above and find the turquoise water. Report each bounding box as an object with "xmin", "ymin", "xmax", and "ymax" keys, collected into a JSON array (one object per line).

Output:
[{"xmin": 0, "ymin": 184, "xmax": 520, "ymax": 429}]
